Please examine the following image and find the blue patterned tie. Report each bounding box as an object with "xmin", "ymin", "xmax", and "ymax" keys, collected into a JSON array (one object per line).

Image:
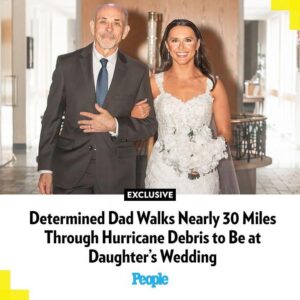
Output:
[{"xmin": 96, "ymin": 58, "xmax": 108, "ymax": 106}]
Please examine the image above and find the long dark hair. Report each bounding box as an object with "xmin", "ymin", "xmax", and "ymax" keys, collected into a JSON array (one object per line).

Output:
[{"xmin": 160, "ymin": 19, "xmax": 216, "ymax": 90}]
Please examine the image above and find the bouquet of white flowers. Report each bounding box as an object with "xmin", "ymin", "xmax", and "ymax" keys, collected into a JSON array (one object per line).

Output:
[{"xmin": 158, "ymin": 126, "xmax": 228, "ymax": 179}]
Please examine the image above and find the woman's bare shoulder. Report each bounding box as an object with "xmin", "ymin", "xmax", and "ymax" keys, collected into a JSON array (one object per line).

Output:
[
  {"xmin": 150, "ymin": 73, "xmax": 161, "ymax": 99},
  {"xmin": 211, "ymin": 77, "xmax": 227, "ymax": 97},
  {"xmin": 213, "ymin": 76, "xmax": 225, "ymax": 89}
]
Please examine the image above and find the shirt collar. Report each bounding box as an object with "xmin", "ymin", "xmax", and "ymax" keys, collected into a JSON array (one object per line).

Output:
[{"xmin": 93, "ymin": 42, "xmax": 118, "ymax": 65}]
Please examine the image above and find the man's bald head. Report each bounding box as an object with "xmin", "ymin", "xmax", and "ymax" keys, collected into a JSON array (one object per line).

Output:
[{"xmin": 93, "ymin": 3, "xmax": 128, "ymax": 25}]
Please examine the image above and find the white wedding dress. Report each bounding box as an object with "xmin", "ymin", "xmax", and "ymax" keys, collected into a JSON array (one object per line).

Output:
[{"xmin": 145, "ymin": 72, "xmax": 228, "ymax": 194}]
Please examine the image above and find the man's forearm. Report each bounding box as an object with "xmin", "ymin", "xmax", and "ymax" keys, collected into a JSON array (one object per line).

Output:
[{"xmin": 116, "ymin": 115, "xmax": 158, "ymax": 142}]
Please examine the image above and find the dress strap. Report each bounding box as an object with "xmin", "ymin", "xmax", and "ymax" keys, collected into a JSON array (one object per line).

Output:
[
  {"xmin": 154, "ymin": 72, "xmax": 165, "ymax": 93},
  {"xmin": 206, "ymin": 77, "xmax": 214, "ymax": 94}
]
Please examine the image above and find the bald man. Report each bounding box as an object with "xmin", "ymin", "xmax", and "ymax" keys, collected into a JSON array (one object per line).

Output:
[{"xmin": 38, "ymin": 4, "xmax": 157, "ymax": 194}]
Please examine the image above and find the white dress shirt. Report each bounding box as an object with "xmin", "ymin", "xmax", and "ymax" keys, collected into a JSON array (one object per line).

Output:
[
  {"xmin": 92, "ymin": 43, "xmax": 119, "ymax": 137},
  {"xmin": 92, "ymin": 43, "xmax": 117, "ymax": 90}
]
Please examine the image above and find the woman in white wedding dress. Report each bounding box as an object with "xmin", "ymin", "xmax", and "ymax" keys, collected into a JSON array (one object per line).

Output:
[{"xmin": 143, "ymin": 19, "xmax": 232, "ymax": 194}]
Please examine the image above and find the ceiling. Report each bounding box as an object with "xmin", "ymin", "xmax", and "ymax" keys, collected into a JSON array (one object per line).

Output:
[
  {"xmin": 29, "ymin": 0, "xmax": 76, "ymax": 18},
  {"xmin": 244, "ymin": 0, "xmax": 272, "ymax": 20},
  {"xmin": 29, "ymin": 0, "xmax": 274, "ymax": 21}
]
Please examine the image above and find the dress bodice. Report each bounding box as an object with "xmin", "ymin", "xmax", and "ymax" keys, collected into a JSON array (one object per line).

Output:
[
  {"xmin": 154, "ymin": 72, "xmax": 214, "ymax": 142},
  {"xmin": 152, "ymin": 72, "xmax": 228, "ymax": 176}
]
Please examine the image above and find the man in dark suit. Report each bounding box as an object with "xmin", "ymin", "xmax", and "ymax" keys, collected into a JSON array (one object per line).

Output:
[{"xmin": 38, "ymin": 3, "xmax": 157, "ymax": 194}]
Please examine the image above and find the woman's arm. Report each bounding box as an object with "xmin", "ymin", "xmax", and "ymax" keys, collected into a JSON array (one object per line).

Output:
[
  {"xmin": 149, "ymin": 74, "xmax": 160, "ymax": 99},
  {"xmin": 131, "ymin": 74, "xmax": 160, "ymax": 119},
  {"xmin": 131, "ymin": 74, "xmax": 159, "ymax": 158},
  {"xmin": 211, "ymin": 78, "xmax": 232, "ymax": 143}
]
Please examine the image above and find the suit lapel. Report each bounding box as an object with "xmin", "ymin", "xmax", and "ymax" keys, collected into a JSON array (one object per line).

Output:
[
  {"xmin": 103, "ymin": 51, "xmax": 127, "ymax": 109},
  {"xmin": 79, "ymin": 44, "xmax": 96, "ymax": 112}
]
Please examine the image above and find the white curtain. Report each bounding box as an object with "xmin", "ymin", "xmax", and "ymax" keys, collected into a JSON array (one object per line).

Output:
[{"xmin": 265, "ymin": 12, "xmax": 297, "ymax": 140}]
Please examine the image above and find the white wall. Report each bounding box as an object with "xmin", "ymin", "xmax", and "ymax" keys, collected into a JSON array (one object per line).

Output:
[
  {"xmin": 26, "ymin": 0, "xmax": 76, "ymax": 148},
  {"xmin": 265, "ymin": 12, "xmax": 298, "ymax": 143},
  {"xmin": 296, "ymin": 73, "xmax": 300, "ymax": 148},
  {"xmin": 0, "ymin": 0, "xmax": 14, "ymax": 165},
  {"xmin": 12, "ymin": 0, "xmax": 26, "ymax": 146}
]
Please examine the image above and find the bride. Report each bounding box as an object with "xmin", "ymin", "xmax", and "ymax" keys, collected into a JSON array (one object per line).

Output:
[{"xmin": 135, "ymin": 19, "xmax": 233, "ymax": 194}]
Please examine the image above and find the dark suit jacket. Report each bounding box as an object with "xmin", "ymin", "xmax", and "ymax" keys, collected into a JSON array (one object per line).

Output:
[{"xmin": 38, "ymin": 43, "xmax": 157, "ymax": 193}]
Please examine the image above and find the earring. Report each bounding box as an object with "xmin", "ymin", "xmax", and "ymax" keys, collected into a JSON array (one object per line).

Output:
[{"xmin": 167, "ymin": 51, "xmax": 170, "ymax": 60}]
